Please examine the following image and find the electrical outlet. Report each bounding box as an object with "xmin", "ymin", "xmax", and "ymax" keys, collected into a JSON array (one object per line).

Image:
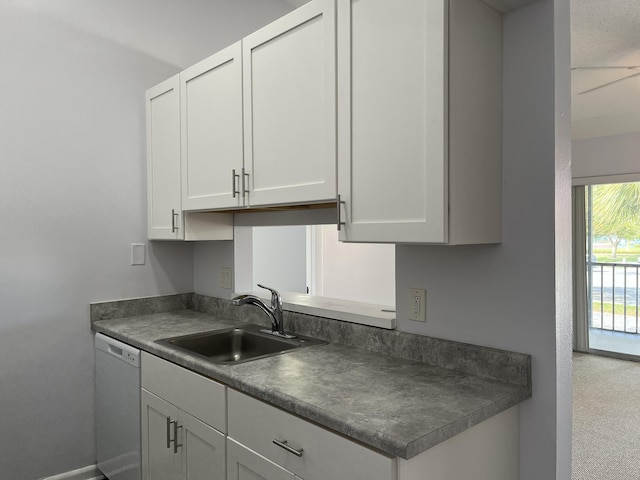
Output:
[
  {"xmin": 220, "ymin": 267, "xmax": 233, "ymax": 289},
  {"xmin": 408, "ymin": 288, "xmax": 426, "ymax": 322}
]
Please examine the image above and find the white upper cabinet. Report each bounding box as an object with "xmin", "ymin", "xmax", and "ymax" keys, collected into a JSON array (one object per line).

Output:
[
  {"xmin": 242, "ymin": 0, "xmax": 336, "ymax": 207},
  {"xmin": 146, "ymin": 75, "xmax": 234, "ymax": 241},
  {"xmin": 181, "ymin": 42, "xmax": 244, "ymax": 211},
  {"xmin": 146, "ymin": 75, "xmax": 184, "ymax": 240},
  {"xmin": 337, "ymin": 0, "xmax": 502, "ymax": 244}
]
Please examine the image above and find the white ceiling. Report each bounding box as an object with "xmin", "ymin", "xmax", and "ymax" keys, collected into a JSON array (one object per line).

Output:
[
  {"xmin": 571, "ymin": 0, "xmax": 640, "ymax": 139},
  {"xmin": 10, "ymin": 0, "xmax": 634, "ymax": 141}
]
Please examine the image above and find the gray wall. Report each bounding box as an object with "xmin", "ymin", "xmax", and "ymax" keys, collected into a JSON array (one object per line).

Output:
[
  {"xmin": 192, "ymin": 1, "xmax": 574, "ymax": 479},
  {"xmin": 396, "ymin": 2, "xmax": 573, "ymax": 478},
  {"xmin": 0, "ymin": 0, "xmax": 571, "ymax": 478},
  {"xmin": 0, "ymin": 1, "xmax": 293, "ymax": 478}
]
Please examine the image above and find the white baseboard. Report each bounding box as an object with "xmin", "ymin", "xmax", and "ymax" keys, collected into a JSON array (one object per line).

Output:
[{"xmin": 38, "ymin": 464, "xmax": 105, "ymax": 480}]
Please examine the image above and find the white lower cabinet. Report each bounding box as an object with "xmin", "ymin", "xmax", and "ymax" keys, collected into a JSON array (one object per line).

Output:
[
  {"xmin": 142, "ymin": 390, "xmax": 180, "ymax": 480},
  {"xmin": 142, "ymin": 390, "xmax": 226, "ymax": 480},
  {"xmin": 227, "ymin": 438, "xmax": 298, "ymax": 480},
  {"xmin": 139, "ymin": 353, "xmax": 519, "ymax": 480},
  {"xmin": 141, "ymin": 353, "xmax": 227, "ymax": 480},
  {"xmin": 227, "ymin": 389, "xmax": 396, "ymax": 480}
]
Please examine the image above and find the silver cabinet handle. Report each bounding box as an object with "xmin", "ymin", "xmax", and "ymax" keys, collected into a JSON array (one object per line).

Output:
[
  {"xmin": 241, "ymin": 168, "xmax": 250, "ymax": 199},
  {"xmin": 167, "ymin": 419, "xmax": 183, "ymax": 453},
  {"xmin": 166, "ymin": 417, "xmax": 171, "ymax": 449},
  {"xmin": 171, "ymin": 209, "xmax": 179, "ymax": 233},
  {"xmin": 273, "ymin": 439, "xmax": 303, "ymax": 457},
  {"xmin": 232, "ymin": 169, "xmax": 240, "ymax": 198},
  {"xmin": 172, "ymin": 420, "xmax": 183, "ymax": 454},
  {"xmin": 337, "ymin": 194, "xmax": 346, "ymax": 231}
]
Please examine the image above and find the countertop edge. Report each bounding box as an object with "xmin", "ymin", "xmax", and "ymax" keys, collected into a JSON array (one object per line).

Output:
[{"xmin": 402, "ymin": 389, "xmax": 531, "ymax": 459}]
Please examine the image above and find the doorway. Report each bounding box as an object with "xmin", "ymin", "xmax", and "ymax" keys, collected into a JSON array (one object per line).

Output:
[{"xmin": 580, "ymin": 181, "xmax": 640, "ymax": 358}]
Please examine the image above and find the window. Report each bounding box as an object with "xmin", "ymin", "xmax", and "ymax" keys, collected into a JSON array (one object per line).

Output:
[{"xmin": 236, "ymin": 225, "xmax": 395, "ymax": 307}]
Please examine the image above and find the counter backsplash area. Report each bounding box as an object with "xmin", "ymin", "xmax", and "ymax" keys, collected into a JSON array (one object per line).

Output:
[{"xmin": 91, "ymin": 292, "xmax": 531, "ymax": 390}]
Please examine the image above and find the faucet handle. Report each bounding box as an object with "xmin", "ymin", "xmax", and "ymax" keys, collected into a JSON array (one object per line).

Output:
[{"xmin": 257, "ymin": 284, "xmax": 282, "ymax": 309}]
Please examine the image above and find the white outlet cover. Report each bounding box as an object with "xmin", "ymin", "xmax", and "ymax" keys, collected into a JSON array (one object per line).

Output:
[
  {"xmin": 131, "ymin": 243, "xmax": 145, "ymax": 266},
  {"xmin": 408, "ymin": 288, "xmax": 426, "ymax": 322},
  {"xmin": 220, "ymin": 267, "xmax": 233, "ymax": 289}
]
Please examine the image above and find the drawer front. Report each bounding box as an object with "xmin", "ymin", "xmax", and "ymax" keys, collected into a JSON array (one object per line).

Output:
[
  {"xmin": 228, "ymin": 390, "xmax": 396, "ymax": 480},
  {"xmin": 141, "ymin": 352, "xmax": 226, "ymax": 433}
]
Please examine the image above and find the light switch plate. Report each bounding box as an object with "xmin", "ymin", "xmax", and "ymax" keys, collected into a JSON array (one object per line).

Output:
[
  {"xmin": 408, "ymin": 288, "xmax": 426, "ymax": 322},
  {"xmin": 220, "ymin": 267, "xmax": 233, "ymax": 289},
  {"xmin": 131, "ymin": 243, "xmax": 145, "ymax": 266}
]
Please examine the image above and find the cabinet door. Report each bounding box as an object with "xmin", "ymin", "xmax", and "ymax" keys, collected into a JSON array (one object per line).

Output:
[
  {"xmin": 337, "ymin": 0, "xmax": 448, "ymax": 243},
  {"xmin": 180, "ymin": 410, "xmax": 226, "ymax": 480},
  {"xmin": 181, "ymin": 42, "xmax": 244, "ymax": 211},
  {"xmin": 141, "ymin": 389, "xmax": 181, "ymax": 480},
  {"xmin": 227, "ymin": 438, "xmax": 295, "ymax": 480},
  {"xmin": 228, "ymin": 389, "xmax": 395, "ymax": 480},
  {"xmin": 243, "ymin": 0, "xmax": 336, "ymax": 207},
  {"xmin": 146, "ymin": 75, "xmax": 184, "ymax": 240}
]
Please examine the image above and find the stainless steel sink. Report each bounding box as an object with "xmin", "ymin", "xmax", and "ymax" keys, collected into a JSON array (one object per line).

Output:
[{"xmin": 156, "ymin": 324, "xmax": 326, "ymax": 364}]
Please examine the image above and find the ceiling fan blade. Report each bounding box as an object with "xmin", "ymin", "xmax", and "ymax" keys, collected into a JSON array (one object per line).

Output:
[
  {"xmin": 572, "ymin": 66, "xmax": 640, "ymax": 70},
  {"xmin": 578, "ymin": 71, "xmax": 640, "ymax": 95}
]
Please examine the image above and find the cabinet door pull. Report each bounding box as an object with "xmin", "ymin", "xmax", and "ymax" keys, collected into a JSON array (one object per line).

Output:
[
  {"xmin": 232, "ymin": 169, "xmax": 240, "ymax": 198},
  {"xmin": 241, "ymin": 168, "xmax": 250, "ymax": 199},
  {"xmin": 273, "ymin": 439, "xmax": 304, "ymax": 457},
  {"xmin": 337, "ymin": 194, "xmax": 346, "ymax": 231},
  {"xmin": 166, "ymin": 417, "xmax": 172, "ymax": 449},
  {"xmin": 171, "ymin": 209, "xmax": 179, "ymax": 233},
  {"xmin": 172, "ymin": 421, "xmax": 183, "ymax": 454}
]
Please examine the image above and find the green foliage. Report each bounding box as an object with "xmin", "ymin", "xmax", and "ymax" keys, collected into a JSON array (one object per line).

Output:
[
  {"xmin": 591, "ymin": 183, "xmax": 640, "ymax": 257},
  {"xmin": 592, "ymin": 301, "xmax": 638, "ymax": 317},
  {"xmin": 593, "ymin": 246, "xmax": 640, "ymax": 263}
]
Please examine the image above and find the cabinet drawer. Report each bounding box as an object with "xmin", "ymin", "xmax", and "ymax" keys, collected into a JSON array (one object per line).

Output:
[
  {"xmin": 141, "ymin": 352, "xmax": 226, "ymax": 433},
  {"xmin": 228, "ymin": 389, "xmax": 396, "ymax": 480}
]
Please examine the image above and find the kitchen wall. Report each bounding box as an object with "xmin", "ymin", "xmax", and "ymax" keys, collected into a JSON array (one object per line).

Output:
[
  {"xmin": 0, "ymin": 0, "xmax": 571, "ymax": 479},
  {"xmin": 0, "ymin": 1, "xmax": 293, "ymax": 478},
  {"xmin": 192, "ymin": 1, "xmax": 574, "ymax": 479},
  {"xmin": 396, "ymin": 1, "xmax": 573, "ymax": 479}
]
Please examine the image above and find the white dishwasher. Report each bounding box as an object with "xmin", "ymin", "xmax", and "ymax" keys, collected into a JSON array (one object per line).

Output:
[{"xmin": 95, "ymin": 333, "xmax": 141, "ymax": 480}]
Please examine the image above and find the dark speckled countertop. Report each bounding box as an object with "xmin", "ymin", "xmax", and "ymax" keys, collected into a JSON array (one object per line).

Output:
[{"xmin": 91, "ymin": 294, "xmax": 531, "ymax": 460}]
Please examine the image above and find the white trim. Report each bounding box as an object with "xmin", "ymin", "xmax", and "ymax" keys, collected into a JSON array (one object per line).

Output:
[
  {"xmin": 232, "ymin": 207, "xmax": 336, "ymax": 227},
  {"xmin": 38, "ymin": 465, "xmax": 104, "ymax": 480},
  {"xmin": 305, "ymin": 225, "xmax": 315, "ymax": 294},
  {"xmin": 232, "ymin": 290, "xmax": 396, "ymax": 329},
  {"xmin": 572, "ymin": 172, "xmax": 640, "ymax": 186},
  {"xmin": 572, "ymin": 186, "xmax": 589, "ymax": 352},
  {"xmin": 233, "ymin": 226, "xmax": 254, "ymax": 293}
]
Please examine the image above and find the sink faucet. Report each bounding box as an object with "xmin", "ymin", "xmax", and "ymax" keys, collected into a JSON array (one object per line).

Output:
[{"xmin": 232, "ymin": 284, "xmax": 296, "ymax": 339}]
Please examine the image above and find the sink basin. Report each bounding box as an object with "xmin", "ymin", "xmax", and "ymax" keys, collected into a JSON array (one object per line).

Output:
[{"xmin": 156, "ymin": 324, "xmax": 326, "ymax": 364}]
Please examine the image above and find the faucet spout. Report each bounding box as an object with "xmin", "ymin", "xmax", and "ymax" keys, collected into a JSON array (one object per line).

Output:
[
  {"xmin": 232, "ymin": 294, "xmax": 279, "ymax": 330},
  {"xmin": 232, "ymin": 285, "xmax": 295, "ymax": 339}
]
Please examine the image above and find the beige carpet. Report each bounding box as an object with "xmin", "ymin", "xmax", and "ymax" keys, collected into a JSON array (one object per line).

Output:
[{"xmin": 573, "ymin": 353, "xmax": 640, "ymax": 480}]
